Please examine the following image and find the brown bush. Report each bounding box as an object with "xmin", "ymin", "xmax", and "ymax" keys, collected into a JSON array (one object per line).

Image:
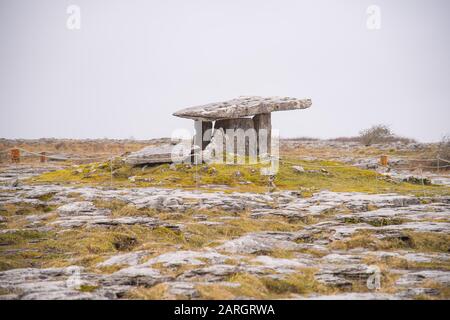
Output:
[
  {"xmin": 359, "ymin": 124, "xmax": 394, "ymax": 146},
  {"xmin": 432, "ymin": 135, "xmax": 450, "ymax": 170},
  {"xmin": 357, "ymin": 125, "xmax": 416, "ymax": 146},
  {"xmin": 437, "ymin": 136, "xmax": 450, "ymax": 161}
]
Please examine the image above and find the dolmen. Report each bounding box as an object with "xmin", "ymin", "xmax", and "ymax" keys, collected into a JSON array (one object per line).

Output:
[{"xmin": 126, "ymin": 96, "xmax": 312, "ymax": 165}]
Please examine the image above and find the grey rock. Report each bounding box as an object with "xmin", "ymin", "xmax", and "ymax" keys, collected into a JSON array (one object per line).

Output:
[
  {"xmin": 0, "ymin": 266, "xmax": 108, "ymax": 300},
  {"xmin": 395, "ymin": 270, "xmax": 450, "ymax": 287},
  {"xmin": 57, "ymin": 201, "xmax": 108, "ymax": 217},
  {"xmin": 105, "ymin": 266, "xmax": 172, "ymax": 287},
  {"xmin": 301, "ymin": 292, "xmax": 400, "ymax": 300},
  {"xmin": 217, "ymin": 232, "xmax": 299, "ymax": 254},
  {"xmin": 166, "ymin": 281, "xmax": 199, "ymax": 298},
  {"xmin": 315, "ymin": 264, "xmax": 373, "ymax": 287},
  {"xmin": 97, "ymin": 251, "xmax": 150, "ymax": 268},
  {"xmin": 180, "ymin": 264, "xmax": 241, "ymax": 282},
  {"xmin": 292, "ymin": 166, "xmax": 305, "ymax": 173},
  {"xmin": 397, "ymin": 287, "xmax": 441, "ymax": 299},
  {"xmin": 10, "ymin": 179, "xmax": 20, "ymax": 188},
  {"xmin": 142, "ymin": 250, "xmax": 228, "ymax": 267},
  {"xmin": 251, "ymin": 256, "xmax": 308, "ymax": 270},
  {"xmin": 125, "ymin": 144, "xmax": 190, "ymax": 165}
]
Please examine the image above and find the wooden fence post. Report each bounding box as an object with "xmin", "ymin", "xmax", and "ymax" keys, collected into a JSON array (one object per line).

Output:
[
  {"xmin": 10, "ymin": 148, "xmax": 20, "ymax": 163},
  {"xmin": 380, "ymin": 155, "xmax": 388, "ymax": 166}
]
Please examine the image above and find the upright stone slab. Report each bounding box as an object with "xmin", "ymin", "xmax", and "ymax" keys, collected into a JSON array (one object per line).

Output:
[
  {"xmin": 253, "ymin": 113, "xmax": 271, "ymax": 155},
  {"xmin": 194, "ymin": 120, "xmax": 213, "ymax": 151},
  {"xmin": 214, "ymin": 118, "xmax": 256, "ymax": 162},
  {"xmin": 192, "ymin": 120, "xmax": 213, "ymax": 164}
]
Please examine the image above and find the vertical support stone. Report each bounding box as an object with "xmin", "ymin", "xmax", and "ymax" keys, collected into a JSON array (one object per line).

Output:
[
  {"xmin": 253, "ymin": 113, "xmax": 272, "ymax": 155},
  {"xmin": 215, "ymin": 118, "xmax": 255, "ymax": 163},
  {"xmin": 202, "ymin": 121, "xmax": 212, "ymax": 150},
  {"xmin": 194, "ymin": 120, "xmax": 213, "ymax": 151},
  {"xmin": 193, "ymin": 120, "xmax": 213, "ymax": 164}
]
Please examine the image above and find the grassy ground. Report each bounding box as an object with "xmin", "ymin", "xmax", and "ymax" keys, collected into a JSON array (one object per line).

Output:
[
  {"xmin": 30, "ymin": 157, "xmax": 450, "ymax": 196},
  {"xmin": 1, "ymin": 188, "xmax": 449, "ymax": 299},
  {"xmin": 2, "ymin": 141, "xmax": 449, "ymax": 300},
  {"xmin": 0, "ymin": 198, "xmax": 305, "ymax": 272}
]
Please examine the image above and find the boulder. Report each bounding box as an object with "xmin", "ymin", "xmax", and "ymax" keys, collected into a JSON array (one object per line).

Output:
[{"xmin": 292, "ymin": 166, "xmax": 305, "ymax": 173}]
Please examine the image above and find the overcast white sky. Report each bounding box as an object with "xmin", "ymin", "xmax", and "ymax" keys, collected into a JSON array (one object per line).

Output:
[{"xmin": 0, "ymin": 0, "xmax": 449, "ymax": 142}]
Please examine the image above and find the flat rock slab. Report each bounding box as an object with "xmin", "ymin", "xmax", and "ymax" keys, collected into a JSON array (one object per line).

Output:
[
  {"xmin": 217, "ymin": 232, "xmax": 300, "ymax": 254},
  {"xmin": 125, "ymin": 144, "xmax": 189, "ymax": 165},
  {"xmin": 300, "ymin": 292, "xmax": 400, "ymax": 300},
  {"xmin": 142, "ymin": 250, "xmax": 228, "ymax": 267},
  {"xmin": 173, "ymin": 96, "xmax": 312, "ymax": 121},
  {"xmin": 97, "ymin": 251, "xmax": 150, "ymax": 268},
  {"xmin": 0, "ymin": 266, "xmax": 169, "ymax": 300}
]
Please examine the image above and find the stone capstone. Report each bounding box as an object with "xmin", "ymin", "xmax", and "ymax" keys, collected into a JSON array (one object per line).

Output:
[{"xmin": 173, "ymin": 96, "xmax": 312, "ymax": 121}]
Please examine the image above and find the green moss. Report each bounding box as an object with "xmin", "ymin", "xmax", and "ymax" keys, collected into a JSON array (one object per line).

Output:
[
  {"xmin": 277, "ymin": 158, "xmax": 449, "ymax": 196},
  {"xmin": 0, "ymin": 230, "xmax": 50, "ymax": 246},
  {"xmin": 0, "ymin": 251, "xmax": 41, "ymax": 271},
  {"xmin": 0, "ymin": 225, "xmax": 186, "ymax": 271},
  {"xmin": 112, "ymin": 233, "xmax": 138, "ymax": 251},
  {"xmin": 342, "ymin": 217, "xmax": 406, "ymax": 227},
  {"xmin": 78, "ymin": 284, "xmax": 99, "ymax": 293},
  {"xmin": 0, "ymin": 288, "xmax": 9, "ymax": 295},
  {"xmin": 36, "ymin": 192, "xmax": 56, "ymax": 202}
]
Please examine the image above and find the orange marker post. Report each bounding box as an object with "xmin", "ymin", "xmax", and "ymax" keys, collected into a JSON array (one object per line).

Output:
[
  {"xmin": 380, "ymin": 155, "xmax": 388, "ymax": 166},
  {"xmin": 11, "ymin": 148, "xmax": 20, "ymax": 163}
]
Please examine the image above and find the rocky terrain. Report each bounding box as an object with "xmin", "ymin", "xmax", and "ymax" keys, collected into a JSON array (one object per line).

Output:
[{"xmin": 0, "ymin": 139, "xmax": 449, "ymax": 300}]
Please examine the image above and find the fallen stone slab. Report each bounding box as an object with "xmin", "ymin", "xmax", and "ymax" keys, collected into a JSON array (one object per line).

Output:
[{"xmin": 125, "ymin": 144, "xmax": 190, "ymax": 165}]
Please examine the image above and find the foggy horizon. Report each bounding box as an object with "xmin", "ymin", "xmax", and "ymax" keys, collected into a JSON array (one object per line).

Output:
[{"xmin": 1, "ymin": 0, "xmax": 449, "ymax": 142}]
